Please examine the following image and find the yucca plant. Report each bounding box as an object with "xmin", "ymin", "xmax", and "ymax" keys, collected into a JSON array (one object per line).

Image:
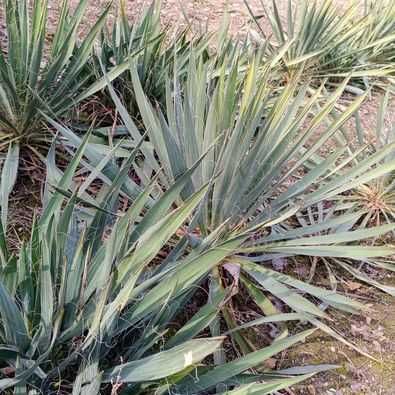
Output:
[
  {"xmin": 362, "ymin": 0, "xmax": 395, "ymax": 65},
  {"xmin": 83, "ymin": 0, "xmax": 236, "ymax": 118},
  {"xmin": 305, "ymin": 91, "xmax": 395, "ymax": 233},
  {"xmin": 319, "ymin": 0, "xmax": 395, "ymax": 91},
  {"xmin": 0, "ymin": 133, "xmax": 328, "ymax": 394},
  {"xmin": 0, "ymin": 0, "xmax": 108, "ymax": 137},
  {"xmin": 86, "ymin": 52, "xmax": 395, "ymax": 359},
  {"xmin": 348, "ymin": 0, "xmax": 395, "ymax": 67},
  {"xmin": 244, "ymin": 0, "xmax": 395, "ymax": 89},
  {"xmin": 341, "ymin": 91, "xmax": 395, "ymax": 228},
  {"xmin": 0, "ymin": 0, "xmax": 114, "ymax": 231},
  {"xmin": 87, "ymin": 0, "xmax": 173, "ymax": 115},
  {"xmin": 340, "ymin": 0, "xmax": 395, "ymax": 90}
]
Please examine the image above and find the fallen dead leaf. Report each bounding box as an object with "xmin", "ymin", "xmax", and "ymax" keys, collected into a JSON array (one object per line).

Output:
[
  {"xmin": 346, "ymin": 281, "xmax": 363, "ymax": 291},
  {"xmin": 307, "ymin": 384, "xmax": 316, "ymax": 395},
  {"xmin": 263, "ymin": 357, "xmax": 277, "ymax": 369}
]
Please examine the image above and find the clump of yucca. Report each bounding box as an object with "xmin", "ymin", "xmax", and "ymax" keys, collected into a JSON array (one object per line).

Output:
[{"xmin": 0, "ymin": 133, "xmax": 324, "ymax": 394}]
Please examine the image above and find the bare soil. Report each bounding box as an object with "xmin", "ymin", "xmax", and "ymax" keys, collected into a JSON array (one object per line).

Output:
[{"xmin": 284, "ymin": 283, "xmax": 395, "ymax": 395}]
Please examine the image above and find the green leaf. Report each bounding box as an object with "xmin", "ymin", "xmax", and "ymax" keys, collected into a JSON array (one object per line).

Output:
[
  {"xmin": 218, "ymin": 373, "xmax": 315, "ymax": 394},
  {"xmin": 177, "ymin": 329, "xmax": 315, "ymax": 393},
  {"xmin": 241, "ymin": 259, "xmax": 364, "ymax": 314},
  {"xmin": 103, "ymin": 338, "xmax": 224, "ymax": 382},
  {"xmin": 166, "ymin": 288, "xmax": 227, "ymax": 349},
  {"xmin": 0, "ymin": 143, "xmax": 19, "ymax": 232},
  {"xmin": 0, "ymin": 281, "xmax": 29, "ymax": 350}
]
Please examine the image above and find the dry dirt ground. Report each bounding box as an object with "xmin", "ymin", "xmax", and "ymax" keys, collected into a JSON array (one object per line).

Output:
[
  {"xmin": 284, "ymin": 280, "xmax": 395, "ymax": 395},
  {"xmin": 1, "ymin": 1, "xmax": 395, "ymax": 394},
  {"xmin": 50, "ymin": 0, "xmax": 365, "ymax": 36}
]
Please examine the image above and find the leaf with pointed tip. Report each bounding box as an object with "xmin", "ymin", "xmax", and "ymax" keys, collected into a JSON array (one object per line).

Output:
[
  {"xmin": 103, "ymin": 338, "xmax": 224, "ymax": 383},
  {"xmin": 0, "ymin": 143, "xmax": 19, "ymax": 232}
]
